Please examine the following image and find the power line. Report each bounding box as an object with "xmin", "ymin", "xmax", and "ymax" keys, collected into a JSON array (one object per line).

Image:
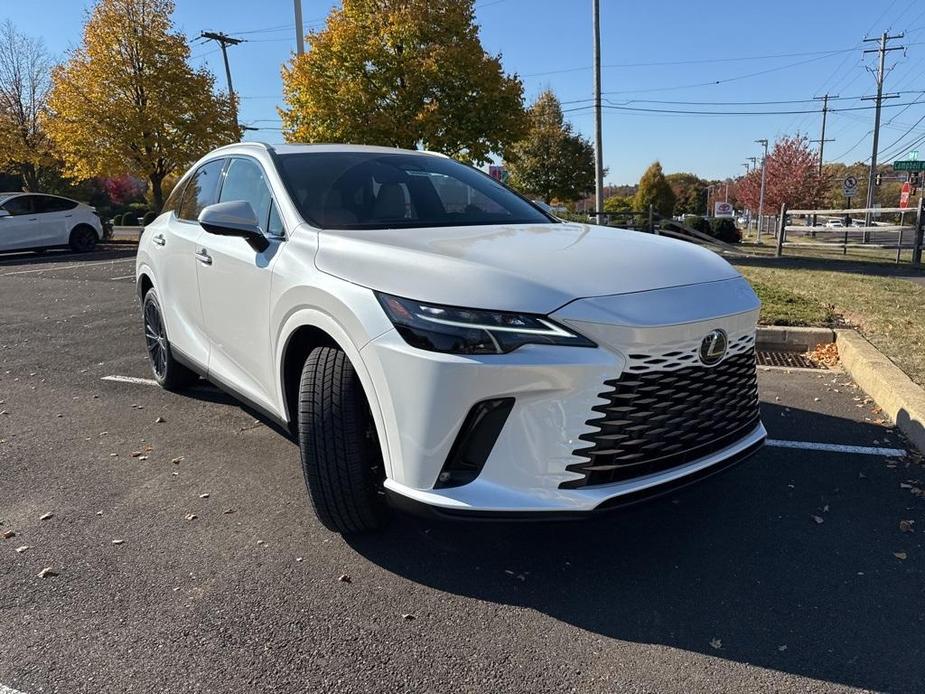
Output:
[{"xmin": 560, "ymin": 100, "xmax": 925, "ymax": 116}]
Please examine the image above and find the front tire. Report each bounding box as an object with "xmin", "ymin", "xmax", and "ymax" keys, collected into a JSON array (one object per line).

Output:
[
  {"xmin": 142, "ymin": 289, "xmax": 197, "ymax": 391},
  {"xmin": 69, "ymin": 225, "xmax": 98, "ymax": 252},
  {"xmin": 297, "ymin": 346, "xmax": 387, "ymax": 534}
]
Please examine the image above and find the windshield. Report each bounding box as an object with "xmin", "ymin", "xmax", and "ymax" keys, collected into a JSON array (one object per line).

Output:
[{"xmin": 276, "ymin": 151, "xmax": 555, "ymax": 230}]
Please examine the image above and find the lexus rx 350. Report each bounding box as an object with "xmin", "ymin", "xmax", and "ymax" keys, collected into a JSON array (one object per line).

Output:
[{"xmin": 136, "ymin": 142, "xmax": 766, "ymax": 534}]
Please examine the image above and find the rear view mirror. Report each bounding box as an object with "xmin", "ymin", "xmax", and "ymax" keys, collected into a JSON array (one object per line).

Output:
[{"xmin": 198, "ymin": 201, "xmax": 269, "ymax": 252}]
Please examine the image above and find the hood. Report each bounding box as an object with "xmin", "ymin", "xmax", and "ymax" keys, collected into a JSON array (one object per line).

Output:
[{"xmin": 315, "ymin": 222, "xmax": 741, "ymax": 313}]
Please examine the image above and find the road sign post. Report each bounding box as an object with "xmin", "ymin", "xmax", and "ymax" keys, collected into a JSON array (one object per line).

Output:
[
  {"xmin": 900, "ymin": 181, "xmax": 911, "ymax": 209},
  {"xmin": 843, "ymin": 175, "xmax": 858, "ymax": 199},
  {"xmin": 914, "ymin": 196, "xmax": 924, "ymax": 266}
]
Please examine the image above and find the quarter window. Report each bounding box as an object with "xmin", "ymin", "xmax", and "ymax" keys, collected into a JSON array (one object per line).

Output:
[
  {"xmin": 218, "ymin": 158, "xmax": 274, "ymax": 233},
  {"xmin": 177, "ymin": 159, "xmax": 225, "ymax": 222},
  {"xmin": 35, "ymin": 196, "xmax": 78, "ymax": 213}
]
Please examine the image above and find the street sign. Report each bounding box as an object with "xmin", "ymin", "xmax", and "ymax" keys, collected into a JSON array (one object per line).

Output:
[
  {"xmin": 713, "ymin": 201, "xmax": 734, "ymax": 218},
  {"xmin": 893, "ymin": 160, "xmax": 925, "ymax": 172},
  {"xmin": 901, "ymin": 181, "xmax": 911, "ymax": 209},
  {"xmin": 843, "ymin": 175, "xmax": 858, "ymax": 198}
]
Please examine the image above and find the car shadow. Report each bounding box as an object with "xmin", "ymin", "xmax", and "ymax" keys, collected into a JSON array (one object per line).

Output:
[
  {"xmin": 0, "ymin": 246, "xmax": 137, "ymax": 267},
  {"xmin": 346, "ymin": 403, "xmax": 923, "ymax": 692}
]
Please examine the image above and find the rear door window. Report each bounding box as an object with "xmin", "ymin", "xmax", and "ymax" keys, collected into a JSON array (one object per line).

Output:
[
  {"xmin": 177, "ymin": 159, "xmax": 226, "ymax": 222},
  {"xmin": 35, "ymin": 196, "xmax": 78, "ymax": 213}
]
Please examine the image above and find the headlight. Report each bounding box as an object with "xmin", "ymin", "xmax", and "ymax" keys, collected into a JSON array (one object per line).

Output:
[{"xmin": 376, "ymin": 292, "xmax": 596, "ymax": 355}]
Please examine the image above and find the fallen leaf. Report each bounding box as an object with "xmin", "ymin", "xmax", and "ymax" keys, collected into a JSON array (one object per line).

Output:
[
  {"xmin": 899, "ymin": 520, "xmax": 915, "ymax": 533},
  {"xmin": 14, "ymin": 545, "xmax": 30, "ymax": 553},
  {"xmin": 402, "ymin": 613, "xmax": 416, "ymax": 621},
  {"xmin": 2, "ymin": 529, "xmax": 15, "ymax": 539},
  {"xmin": 199, "ymin": 493, "xmax": 209, "ymax": 499},
  {"xmin": 811, "ymin": 515, "xmax": 825, "ymax": 524},
  {"xmin": 256, "ymin": 540, "xmax": 266, "ymax": 546},
  {"xmin": 38, "ymin": 567, "xmax": 58, "ymax": 578},
  {"xmin": 130, "ymin": 451, "xmax": 143, "ymax": 458},
  {"xmin": 155, "ymin": 416, "xmax": 165, "ymax": 423},
  {"xmin": 170, "ymin": 457, "xmax": 184, "ymax": 465},
  {"xmin": 111, "ymin": 539, "xmax": 124, "ymax": 545},
  {"xmin": 40, "ymin": 512, "xmax": 53, "ymax": 521},
  {"xmin": 710, "ymin": 638, "xmax": 722, "ymax": 649},
  {"xmin": 222, "ymin": 508, "xmax": 235, "ymax": 514},
  {"xmin": 338, "ymin": 574, "xmax": 352, "ymax": 583},
  {"xmin": 894, "ymin": 552, "xmax": 907, "ymax": 560},
  {"xmin": 778, "ymin": 645, "xmax": 788, "ymax": 652},
  {"xmin": 184, "ymin": 513, "xmax": 197, "ymax": 521}
]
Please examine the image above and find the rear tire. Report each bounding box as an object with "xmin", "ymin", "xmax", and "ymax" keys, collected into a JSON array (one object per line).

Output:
[
  {"xmin": 297, "ymin": 346, "xmax": 387, "ymax": 534},
  {"xmin": 69, "ymin": 225, "xmax": 98, "ymax": 252},
  {"xmin": 142, "ymin": 289, "xmax": 197, "ymax": 391}
]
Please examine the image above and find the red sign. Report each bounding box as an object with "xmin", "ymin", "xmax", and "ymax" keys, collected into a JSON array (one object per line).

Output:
[{"xmin": 901, "ymin": 181, "xmax": 911, "ymax": 209}]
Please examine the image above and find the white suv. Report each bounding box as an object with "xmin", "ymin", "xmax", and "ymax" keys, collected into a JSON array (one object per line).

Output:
[
  {"xmin": 0, "ymin": 193, "xmax": 103, "ymax": 253},
  {"xmin": 136, "ymin": 142, "xmax": 766, "ymax": 533}
]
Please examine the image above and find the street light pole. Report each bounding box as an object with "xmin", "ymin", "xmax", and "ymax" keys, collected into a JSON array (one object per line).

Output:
[
  {"xmin": 756, "ymin": 139, "xmax": 768, "ymax": 242},
  {"xmin": 592, "ymin": 0, "xmax": 604, "ymax": 223}
]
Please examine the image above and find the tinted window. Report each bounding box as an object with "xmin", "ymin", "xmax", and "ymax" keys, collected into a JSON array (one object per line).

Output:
[
  {"xmin": 162, "ymin": 177, "xmax": 189, "ymax": 215},
  {"xmin": 35, "ymin": 196, "xmax": 77, "ymax": 213},
  {"xmin": 218, "ymin": 158, "xmax": 273, "ymax": 233},
  {"xmin": 2, "ymin": 196, "xmax": 35, "ymax": 216},
  {"xmin": 277, "ymin": 152, "xmax": 553, "ymax": 230},
  {"xmin": 267, "ymin": 200, "xmax": 284, "ymax": 237},
  {"xmin": 177, "ymin": 159, "xmax": 225, "ymax": 221}
]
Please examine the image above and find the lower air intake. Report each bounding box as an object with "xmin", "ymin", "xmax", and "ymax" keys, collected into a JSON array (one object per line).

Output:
[{"xmin": 562, "ymin": 349, "xmax": 760, "ymax": 489}]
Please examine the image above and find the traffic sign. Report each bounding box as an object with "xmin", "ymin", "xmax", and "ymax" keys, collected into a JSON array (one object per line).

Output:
[
  {"xmin": 843, "ymin": 175, "xmax": 858, "ymax": 198},
  {"xmin": 713, "ymin": 201, "xmax": 734, "ymax": 218},
  {"xmin": 900, "ymin": 181, "xmax": 911, "ymax": 209},
  {"xmin": 893, "ymin": 160, "xmax": 925, "ymax": 172}
]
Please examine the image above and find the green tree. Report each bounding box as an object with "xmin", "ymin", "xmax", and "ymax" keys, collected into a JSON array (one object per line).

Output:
[
  {"xmin": 506, "ymin": 90, "xmax": 595, "ymax": 203},
  {"xmin": 46, "ymin": 0, "xmax": 237, "ymax": 210},
  {"xmin": 280, "ymin": 0, "xmax": 525, "ymax": 165},
  {"xmin": 665, "ymin": 172, "xmax": 707, "ymax": 215},
  {"xmin": 603, "ymin": 194, "xmax": 633, "ymax": 214},
  {"xmin": 634, "ymin": 161, "xmax": 676, "ymax": 216}
]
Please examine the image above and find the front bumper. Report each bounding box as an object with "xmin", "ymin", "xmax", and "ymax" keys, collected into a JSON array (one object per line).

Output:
[{"xmin": 359, "ymin": 277, "xmax": 763, "ymax": 515}]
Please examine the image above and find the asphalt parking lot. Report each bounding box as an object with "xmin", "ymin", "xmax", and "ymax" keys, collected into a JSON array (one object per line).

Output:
[{"xmin": 1, "ymin": 248, "xmax": 923, "ymax": 694}]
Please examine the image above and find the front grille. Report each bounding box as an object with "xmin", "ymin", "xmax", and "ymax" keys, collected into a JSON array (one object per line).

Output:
[{"xmin": 562, "ymin": 349, "xmax": 760, "ymax": 489}]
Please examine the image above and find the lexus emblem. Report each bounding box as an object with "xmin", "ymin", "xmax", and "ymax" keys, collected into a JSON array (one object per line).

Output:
[{"xmin": 699, "ymin": 329, "xmax": 728, "ymax": 366}]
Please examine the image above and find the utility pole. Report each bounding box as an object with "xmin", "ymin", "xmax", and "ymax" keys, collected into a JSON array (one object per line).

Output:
[
  {"xmin": 592, "ymin": 0, "xmax": 604, "ymax": 223},
  {"xmin": 294, "ymin": 0, "xmax": 305, "ymax": 55},
  {"xmin": 863, "ymin": 31, "xmax": 904, "ymax": 226},
  {"xmin": 756, "ymin": 139, "xmax": 768, "ymax": 242},
  {"xmin": 810, "ymin": 94, "xmax": 835, "ymax": 227},
  {"xmin": 200, "ymin": 31, "xmax": 244, "ymax": 138}
]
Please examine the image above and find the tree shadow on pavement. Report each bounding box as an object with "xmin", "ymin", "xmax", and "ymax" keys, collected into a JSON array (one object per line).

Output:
[
  {"xmin": 347, "ymin": 403, "xmax": 924, "ymax": 692},
  {"xmin": 0, "ymin": 246, "xmax": 137, "ymax": 268}
]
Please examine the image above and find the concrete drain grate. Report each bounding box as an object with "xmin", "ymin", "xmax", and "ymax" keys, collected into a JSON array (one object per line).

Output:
[{"xmin": 757, "ymin": 350, "xmax": 823, "ymax": 369}]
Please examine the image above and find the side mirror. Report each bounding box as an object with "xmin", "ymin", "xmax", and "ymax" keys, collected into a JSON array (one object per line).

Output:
[{"xmin": 198, "ymin": 201, "xmax": 269, "ymax": 252}]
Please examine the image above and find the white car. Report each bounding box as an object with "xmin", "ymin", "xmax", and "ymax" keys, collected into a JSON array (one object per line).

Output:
[
  {"xmin": 136, "ymin": 143, "xmax": 766, "ymax": 533},
  {"xmin": 824, "ymin": 219, "xmax": 845, "ymax": 228},
  {"xmin": 0, "ymin": 192, "xmax": 103, "ymax": 253}
]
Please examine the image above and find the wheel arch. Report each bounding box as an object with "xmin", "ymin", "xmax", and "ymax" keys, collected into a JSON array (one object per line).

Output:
[{"xmin": 276, "ymin": 310, "xmax": 394, "ymax": 478}]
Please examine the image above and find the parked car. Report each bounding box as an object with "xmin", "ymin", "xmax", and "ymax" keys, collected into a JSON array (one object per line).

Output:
[
  {"xmin": 136, "ymin": 142, "xmax": 766, "ymax": 534},
  {"xmin": 0, "ymin": 192, "xmax": 103, "ymax": 253},
  {"xmin": 824, "ymin": 219, "xmax": 845, "ymax": 228}
]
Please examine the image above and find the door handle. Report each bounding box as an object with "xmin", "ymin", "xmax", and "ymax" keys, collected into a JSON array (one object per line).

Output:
[
  {"xmin": 194, "ymin": 249, "xmax": 212, "ymax": 265},
  {"xmin": 152, "ymin": 234, "xmax": 166, "ymax": 246}
]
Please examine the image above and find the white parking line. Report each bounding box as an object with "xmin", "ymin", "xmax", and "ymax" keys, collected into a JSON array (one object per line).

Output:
[
  {"xmin": 110, "ymin": 274, "xmax": 135, "ymax": 280},
  {"xmin": 767, "ymin": 439, "xmax": 906, "ymax": 457},
  {"xmin": 1, "ymin": 683, "xmax": 29, "ymax": 694},
  {"xmin": 0, "ymin": 258, "xmax": 134, "ymax": 276},
  {"xmin": 101, "ymin": 375, "xmax": 158, "ymax": 386}
]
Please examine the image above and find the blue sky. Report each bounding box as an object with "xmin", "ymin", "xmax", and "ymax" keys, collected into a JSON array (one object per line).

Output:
[{"xmin": 5, "ymin": 0, "xmax": 925, "ymax": 184}]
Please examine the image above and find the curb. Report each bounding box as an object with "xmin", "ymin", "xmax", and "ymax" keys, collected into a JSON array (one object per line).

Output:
[
  {"xmin": 756, "ymin": 325, "xmax": 835, "ymax": 352},
  {"xmin": 835, "ymin": 329, "xmax": 925, "ymax": 454}
]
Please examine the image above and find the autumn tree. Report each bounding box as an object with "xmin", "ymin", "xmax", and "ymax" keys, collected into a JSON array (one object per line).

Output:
[
  {"xmin": 737, "ymin": 135, "xmax": 826, "ymax": 213},
  {"xmin": 0, "ymin": 21, "xmax": 56, "ymax": 191},
  {"xmin": 46, "ymin": 0, "xmax": 237, "ymax": 210},
  {"xmin": 505, "ymin": 90, "xmax": 595, "ymax": 203},
  {"xmin": 665, "ymin": 172, "xmax": 707, "ymax": 215},
  {"xmin": 280, "ymin": 0, "xmax": 525, "ymax": 165},
  {"xmin": 603, "ymin": 194, "xmax": 633, "ymax": 214},
  {"xmin": 634, "ymin": 161, "xmax": 676, "ymax": 216}
]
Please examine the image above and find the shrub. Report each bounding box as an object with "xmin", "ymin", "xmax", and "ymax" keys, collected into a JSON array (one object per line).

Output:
[
  {"xmin": 142, "ymin": 211, "xmax": 157, "ymax": 227},
  {"xmin": 122, "ymin": 212, "xmax": 139, "ymax": 226},
  {"xmin": 710, "ymin": 218, "xmax": 742, "ymax": 244},
  {"xmin": 683, "ymin": 215, "xmax": 711, "ymax": 235},
  {"xmin": 112, "ymin": 213, "xmax": 124, "ymax": 226}
]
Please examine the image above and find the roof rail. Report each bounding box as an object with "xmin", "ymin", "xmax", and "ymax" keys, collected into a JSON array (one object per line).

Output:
[{"xmin": 211, "ymin": 141, "xmax": 275, "ymax": 153}]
